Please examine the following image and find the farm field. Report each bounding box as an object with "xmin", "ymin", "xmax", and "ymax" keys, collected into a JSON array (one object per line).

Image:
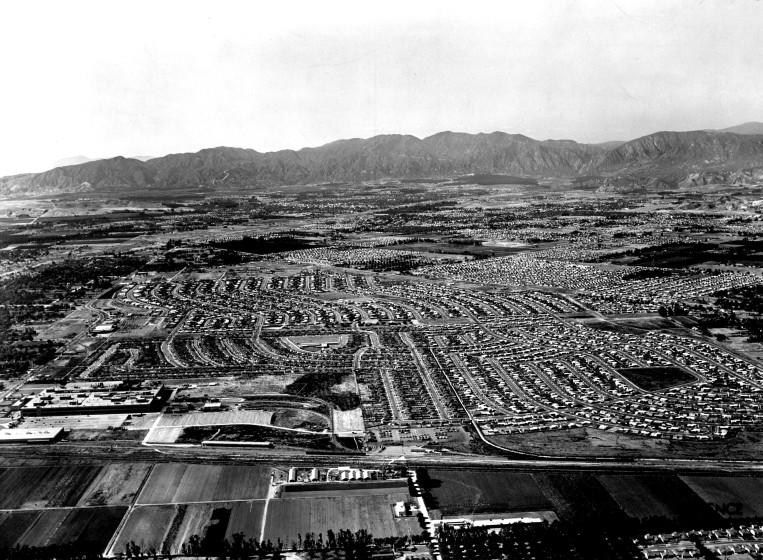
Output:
[
  {"xmin": 0, "ymin": 507, "xmax": 126, "ymax": 553},
  {"xmin": 680, "ymin": 475, "xmax": 763, "ymax": 518},
  {"xmin": 518, "ymin": 473, "xmax": 630, "ymax": 527},
  {"xmin": 0, "ymin": 465, "xmax": 101, "ymax": 509},
  {"xmin": 263, "ymin": 495, "xmax": 419, "ymax": 545},
  {"xmin": 110, "ymin": 501, "xmax": 266, "ymax": 556},
  {"xmin": 0, "ymin": 510, "xmax": 41, "ymax": 549},
  {"xmin": 597, "ymin": 474, "xmax": 722, "ymax": 526},
  {"xmin": 224, "ymin": 500, "xmax": 267, "ymax": 541},
  {"xmin": 108, "ymin": 504, "xmax": 175, "ymax": 555},
  {"xmin": 421, "ymin": 470, "xmax": 551, "ymax": 515},
  {"xmin": 77, "ymin": 463, "xmax": 153, "ymax": 506},
  {"xmin": 137, "ymin": 463, "xmax": 272, "ymax": 504}
]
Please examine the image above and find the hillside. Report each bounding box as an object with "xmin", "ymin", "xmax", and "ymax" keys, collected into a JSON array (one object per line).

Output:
[
  {"xmin": 2, "ymin": 126, "xmax": 763, "ymax": 197},
  {"xmin": 595, "ymin": 130, "xmax": 763, "ymax": 179},
  {"xmin": 718, "ymin": 122, "xmax": 763, "ymax": 135}
]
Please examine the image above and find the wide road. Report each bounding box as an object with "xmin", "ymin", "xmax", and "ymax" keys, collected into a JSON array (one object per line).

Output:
[{"xmin": 2, "ymin": 440, "xmax": 763, "ymax": 474}]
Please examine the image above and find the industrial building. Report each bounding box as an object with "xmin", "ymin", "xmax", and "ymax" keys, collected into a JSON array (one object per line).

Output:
[{"xmin": 16, "ymin": 384, "xmax": 164, "ymax": 416}]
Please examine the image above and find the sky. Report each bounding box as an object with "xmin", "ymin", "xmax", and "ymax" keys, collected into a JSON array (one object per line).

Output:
[{"xmin": 0, "ymin": 0, "xmax": 761, "ymax": 176}]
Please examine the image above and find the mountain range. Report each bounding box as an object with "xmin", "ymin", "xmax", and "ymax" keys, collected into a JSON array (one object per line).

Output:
[{"xmin": 2, "ymin": 123, "xmax": 763, "ymax": 197}]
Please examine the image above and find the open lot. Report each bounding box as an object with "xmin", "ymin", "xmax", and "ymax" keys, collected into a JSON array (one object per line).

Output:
[{"xmin": 137, "ymin": 463, "xmax": 272, "ymax": 504}]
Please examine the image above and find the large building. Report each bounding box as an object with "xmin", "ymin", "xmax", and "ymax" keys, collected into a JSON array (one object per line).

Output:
[
  {"xmin": 17, "ymin": 383, "xmax": 164, "ymax": 416},
  {"xmin": 0, "ymin": 427, "xmax": 64, "ymax": 443}
]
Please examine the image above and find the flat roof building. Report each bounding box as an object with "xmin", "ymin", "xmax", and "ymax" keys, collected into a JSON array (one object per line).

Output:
[
  {"xmin": 19, "ymin": 384, "xmax": 163, "ymax": 416},
  {"xmin": 0, "ymin": 427, "xmax": 64, "ymax": 443}
]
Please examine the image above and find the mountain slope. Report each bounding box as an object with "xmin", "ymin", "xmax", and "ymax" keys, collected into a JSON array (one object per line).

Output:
[
  {"xmin": 595, "ymin": 130, "xmax": 763, "ymax": 178},
  {"xmin": 2, "ymin": 127, "xmax": 763, "ymax": 196},
  {"xmin": 718, "ymin": 122, "xmax": 763, "ymax": 135}
]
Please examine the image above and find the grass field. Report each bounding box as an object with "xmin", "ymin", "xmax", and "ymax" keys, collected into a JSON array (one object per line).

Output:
[
  {"xmin": 680, "ymin": 475, "xmax": 763, "ymax": 518},
  {"xmin": 617, "ymin": 367, "xmax": 696, "ymax": 391},
  {"xmin": 77, "ymin": 463, "xmax": 153, "ymax": 506},
  {"xmin": 0, "ymin": 507, "xmax": 126, "ymax": 552},
  {"xmin": 0, "ymin": 466, "xmax": 101, "ymax": 509},
  {"xmin": 422, "ymin": 470, "xmax": 551, "ymax": 515},
  {"xmin": 137, "ymin": 464, "xmax": 271, "ymax": 504},
  {"xmin": 263, "ymin": 495, "xmax": 418, "ymax": 545}
]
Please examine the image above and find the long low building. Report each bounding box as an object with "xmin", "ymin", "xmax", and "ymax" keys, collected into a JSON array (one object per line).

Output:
[
  {"xmin": 0, "ymin": 427, "xmax": 64, "ymax": 443},
  {"xmin": 17, "ymin": 385, "xmax": 164, "ymax": 416}
]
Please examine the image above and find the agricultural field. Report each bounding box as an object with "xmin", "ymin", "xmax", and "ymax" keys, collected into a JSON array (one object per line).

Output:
[
  {"xmin": 420, "ymin": 469, "xmax": 754, "ymax": 532},
  {"xmin": 507, "ymin": 472, "xmax": 630, "ymax": 528},
  {"xmin": 137, "ymin": 463, "xmax": 272, "ymax": 504},
  {"xmin": 107, "ymin": 504, "xmax": 175, "ymax": 555},
  {"xmin": 421, "ymin": 470, "xmax": 551, "ymax": 515},
  {"xmin": 597, "ymin": 474, "xmax": 722, "ymax": 526},
  {"xmin": 0, "ymin": 465, "xmax": 101, "ymax": 509},
  {"xmin": 680, "ymin": 475, "xmax": 763, "ymax": 518},
  {"xmin": 263, "ymin": 495, "xmax": 419, "ymax": 546},
  {"xmin": 110, "ymin": 500, "xmax": 265, "ymax": 554},
  {"xmin": 224, "ymin": 500, "xmax": 268, "ymax": 541},
  {"xmin": 110, "ymin": 501, "xmax": 266, "ymax": 556},
  {"xmin": 77, "ymin": 463, "xmax": 153, "ymax": 506},
  {"xmin": 0, "ymin": 507, "xmax": 126, "ymax": 552},
  {"xmin": 0, "ymin": 510, "xmax": 42, "ymax": 549}
]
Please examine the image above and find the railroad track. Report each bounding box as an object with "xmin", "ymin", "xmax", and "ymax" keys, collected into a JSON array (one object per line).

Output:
[{"xmin": 4, "ymin": 441, "xmax": 763, "ymax": 475}]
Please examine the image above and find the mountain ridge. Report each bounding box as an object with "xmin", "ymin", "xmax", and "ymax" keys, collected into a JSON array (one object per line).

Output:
[{"xmin": 2, "ymin": 125, "xmax": 763, "ymax": 197}]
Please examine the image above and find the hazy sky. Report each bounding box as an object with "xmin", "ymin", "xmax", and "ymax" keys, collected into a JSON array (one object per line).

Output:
[{"xmin": 0, "ymin": 0, "xmax": 761, "ymax": 175}]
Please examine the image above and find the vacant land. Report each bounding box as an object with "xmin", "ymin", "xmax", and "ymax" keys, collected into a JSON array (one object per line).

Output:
[
  {"xmin": 77, "ymin": 463, "xmax": 153, "ymax": 506},
  {"xmin": 421, "ymin": 470, "xmax": 551, "ymax": 515},
  {"xmin": 0, "ymin": 465, "xmax": 101, "ymax": 509},
  {"xmin": 137, "ymin": 464, "xmax": 271, "ymax": 504},
  {"xmin": 680, "ymin": 475, "xmax": 763, "ymax": 519},
  {"xmin": 617, "ymin": 367, "xmax": 697, "ymax": 391},
  {"xmin": 264, "ymin": 495, "xmax": 418, "ymax": 545}
]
